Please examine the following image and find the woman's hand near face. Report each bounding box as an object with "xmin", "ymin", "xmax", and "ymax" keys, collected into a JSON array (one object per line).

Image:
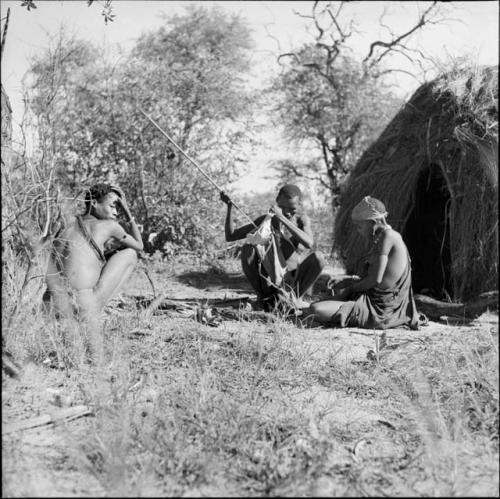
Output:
[{"xmin": 111, "ymin": 185, "xmax": 132, "ymax": 219}]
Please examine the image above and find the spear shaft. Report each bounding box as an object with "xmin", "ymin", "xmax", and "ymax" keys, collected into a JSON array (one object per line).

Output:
[{"xmin": 139, "ymin": 108, "xmax": 257, "ymax": 228}]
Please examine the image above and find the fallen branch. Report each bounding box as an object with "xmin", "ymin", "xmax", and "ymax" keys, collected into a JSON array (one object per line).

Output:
[
  {"xmin": 140, "ymin": 293, "xmax": 254, "ymax": 320},
  {"xmin": 2, "ymin": 405, "xmax": 92, "ymax": 435},
  {"xmin": 414, "ymin": 291, "xmax": 498, "ymax": 321},
  {"xmin": 142, "ymin": 294, "xmax": 199, "ymax": 320},
  {"xmin": 209, "ymin": 296, "xmax": 253, "ymax": 307},
  {"xmin": 218, "ymin": 308, "xmax": 274, "ymax": 324}
]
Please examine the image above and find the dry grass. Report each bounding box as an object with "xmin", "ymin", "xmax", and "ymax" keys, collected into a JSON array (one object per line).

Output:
[{"xmin": 2, "ymin": 256, "xmax": 498, "ymax": 497}]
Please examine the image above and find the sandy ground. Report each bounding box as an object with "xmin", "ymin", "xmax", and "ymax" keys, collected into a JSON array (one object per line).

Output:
[{"xmin": 2, "ymin": 263, "xmax": 498, "ymax": 497}]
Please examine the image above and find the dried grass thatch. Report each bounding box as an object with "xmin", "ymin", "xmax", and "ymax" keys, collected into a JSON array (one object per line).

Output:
[{"xmin": 334, "ymin": 64, "xmax": 498, "ymax": 302}]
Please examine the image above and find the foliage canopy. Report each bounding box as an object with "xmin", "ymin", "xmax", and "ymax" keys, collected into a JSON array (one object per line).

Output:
[{"xmin": 22, "ymin": 5, "xmax": 257, "ymax": 255}]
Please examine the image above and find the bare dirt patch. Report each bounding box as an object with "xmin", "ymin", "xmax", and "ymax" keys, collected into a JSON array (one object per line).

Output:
[{"xmin": 3, "ymin": 260, "xmax": 498, "ymax": 496}]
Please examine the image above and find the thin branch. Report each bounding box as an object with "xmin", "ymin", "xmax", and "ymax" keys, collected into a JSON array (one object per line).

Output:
[
  {"xmin": 41, "ymin": 157, "xmax": 56, "ymax": 239},
  {"xmin": 333, "ymin": 1, "xmax": 344, "ymax": 19},
  {"xmin": 292, "ymin": 9, "xmax": 314, "ymax": 20},
  {"xmin": 374, "ymin": 68, "xmax": 421, "ymax": 80},
  {"xmin": 263, "ymin": 23, "xmax": 282, "ymax": 54},
  {"xmin": 2, "ymin": 205, "xmax": 35, "ymax": 233},
  {"xmin": 370, "ymin": 44, "xmax": 416, "ymax": 68},
  {"xmin": 378, "ymin": 4, "xmax": 390, "ymax": 35},
  {"xmin": 274, "ymin": 160, "xmax": 331, "ymax": 191},
  {"xmin": 277, "ymin": 52, "xmax": 301, "ymax": 65},
  {"xmin": 363, "ymin": 1, "xmax": 439, "ymax": 64},
  {"xmin": 310, "ymin": 2, "xmax": 325, "ymax": 41},
  {"xmin": 326, "ymin": 4, "xmax": 349, "ymax": 41}
]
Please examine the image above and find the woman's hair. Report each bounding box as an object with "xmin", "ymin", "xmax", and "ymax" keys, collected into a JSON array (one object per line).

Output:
[{"xmin": 84, "ymin": 183, "xmax": 121, "ymax": 214}]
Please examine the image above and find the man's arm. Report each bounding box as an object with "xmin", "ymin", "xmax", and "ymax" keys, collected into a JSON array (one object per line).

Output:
[
  {"xmin": 270, "ymin": 207, "xmax": 314, "ymax": 249},
  {"xmin": 221, "ymin": 192, "xmax": 262, "ymax": 242}
]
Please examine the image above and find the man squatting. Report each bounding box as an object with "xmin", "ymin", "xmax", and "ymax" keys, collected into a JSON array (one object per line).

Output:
[{"xmin": 220, "ymin": 184, "xmax": 325, "ymax": 311}]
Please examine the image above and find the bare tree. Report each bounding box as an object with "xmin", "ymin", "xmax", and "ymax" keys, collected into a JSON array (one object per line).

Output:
[{"xmin": 272, "ymin": 1, "xmax": 455, "ymax": 207}]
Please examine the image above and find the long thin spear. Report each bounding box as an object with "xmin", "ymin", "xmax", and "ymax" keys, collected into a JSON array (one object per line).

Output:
[{"xmin": 139, "ymin": 107, "xmax": 257, "ymax": 228}]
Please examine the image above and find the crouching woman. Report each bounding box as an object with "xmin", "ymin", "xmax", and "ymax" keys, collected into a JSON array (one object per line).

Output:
[
  {"xmin": 305, "ymin": 196, "xmax": 419, "ymax": 330},
  {"xmin": 44, "ymin": 183, "xmax": 143, "ymax": 325}
]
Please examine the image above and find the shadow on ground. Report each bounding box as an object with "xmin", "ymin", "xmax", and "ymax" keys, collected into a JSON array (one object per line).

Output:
[{"xmin": 177, "ymin": 268, "xmax": 252, "ymax": 293}]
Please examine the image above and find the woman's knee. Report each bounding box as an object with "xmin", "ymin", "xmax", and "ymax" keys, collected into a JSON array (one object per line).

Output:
[
  {"xmin": 309, "ymin": 300, "xmax": 340, "ymax": 321},
  {"xmin": 120, "ymin": 248, "xmax": 138, "ymax": 265},
  {"xmin": 308, "ymin": 302, "xmax": 322, "ymax": 316}
]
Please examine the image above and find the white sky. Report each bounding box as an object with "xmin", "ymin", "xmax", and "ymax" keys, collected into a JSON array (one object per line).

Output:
[{"xmin": 1, "ymin": 0, "xmax": 498, "ymax": 193}]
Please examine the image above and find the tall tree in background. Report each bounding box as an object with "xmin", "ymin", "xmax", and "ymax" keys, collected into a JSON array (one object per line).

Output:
[
  {"xmin": 271, "ymin": 0, "xmax": 448, "ymax": 209},
  {"xmin": 114, "ymin": 4, "xmax": 256, "ymax": 252},
  {"xmin": 24, "ymin": 5, "xmax": 257, "ymax": 254},
  {"xmin": 272, "ymin": 48, "xmax": 401, "ymax": 207}
]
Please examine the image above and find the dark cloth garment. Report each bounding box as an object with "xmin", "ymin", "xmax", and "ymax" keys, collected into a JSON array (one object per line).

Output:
[
  {"xmin": 333, "ymin": 256, "xmax": 419, "ymax": 330},
  {"xmin": 258, "ymin": 230, "xmax": 288, "ymax": 288},
  {"xmin": 285, "ymin": 250, "xmax": 325, "ymax": 297},
  {"xmin": 75, "ymin": 215, "xmax": 106, "ymax": 263},
  {"xmin": 242, "ymin": 212, "xmax": 324, "ymax": 305},
  {"xmin": 241, "ymin": 243, "xmax": 324, "ymax": 301},
  {"xmin": 252, "ymin": 213, "xmax": 308, "ymax": 262}
]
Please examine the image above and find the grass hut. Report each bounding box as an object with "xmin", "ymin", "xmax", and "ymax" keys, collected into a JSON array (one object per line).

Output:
[{"xmin": 334, "ymin": 64, "xmax": 498, "ymax": 302}]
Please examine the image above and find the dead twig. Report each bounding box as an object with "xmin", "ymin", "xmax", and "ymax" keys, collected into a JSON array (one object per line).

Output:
[{"xmin": 3, "ymin": 405, "xmax": 92, "ymax": 435}]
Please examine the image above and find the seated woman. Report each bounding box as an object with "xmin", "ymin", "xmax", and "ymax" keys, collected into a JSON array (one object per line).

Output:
[{"xmin": 304, "ymin": 196, "xmax": 419, "ymax": 330}]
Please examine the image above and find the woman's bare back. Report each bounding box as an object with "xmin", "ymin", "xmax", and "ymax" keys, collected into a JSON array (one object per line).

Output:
[{"xmin": 373, "ymin": 229, "xmax": 409, "ymax": 289}]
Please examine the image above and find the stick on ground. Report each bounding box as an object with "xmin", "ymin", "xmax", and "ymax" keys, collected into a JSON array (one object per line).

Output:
[{"xmin": 2, "ymin": 405, "xmax": 92, "ymax": 435}]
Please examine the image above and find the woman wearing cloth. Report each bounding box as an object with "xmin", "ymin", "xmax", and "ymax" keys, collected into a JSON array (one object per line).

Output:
[{"xmin": 305, "ymin": 196, "xmax": 419, "ymax": 330}]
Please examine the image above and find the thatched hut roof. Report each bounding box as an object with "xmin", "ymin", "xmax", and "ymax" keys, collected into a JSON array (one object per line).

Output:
[{"xmin": 334, "ymin": 64, "xmax": 498, "ymax": 302}]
